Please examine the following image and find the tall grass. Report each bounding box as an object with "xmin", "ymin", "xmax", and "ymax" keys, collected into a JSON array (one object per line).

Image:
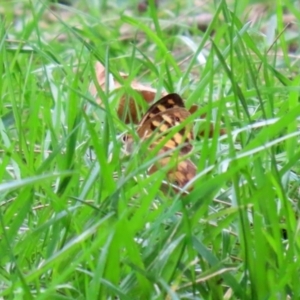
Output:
[{"xmin": 1, "ymin": 0, "xmax": 300, "ymax": 299}]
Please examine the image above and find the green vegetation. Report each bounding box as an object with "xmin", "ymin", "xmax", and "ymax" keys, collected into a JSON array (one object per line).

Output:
[{"xmin": 1, "ymin": 0, "xmax": 300, "ymax": 299}]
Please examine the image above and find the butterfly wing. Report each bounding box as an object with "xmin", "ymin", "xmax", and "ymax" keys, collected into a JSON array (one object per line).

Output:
[
  {"xmin": 149, "ymin": 157, "xmax": 196, "ymax": 191},
  {"xmin": 137, "ymin": 107, "xmax": 193, "ymax": 154},
  {"xmin": 139, "ymin": 93, "xmax": 185, "ymax": 126}
]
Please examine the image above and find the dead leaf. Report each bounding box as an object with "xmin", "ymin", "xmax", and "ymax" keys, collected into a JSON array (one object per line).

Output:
[
  {"xmin": 189, "ymin": 105, "xmax": 226, "ymax": 137},
  {"xmin": 137, "ymin": 0, "xmax": 159, "ymax": 12},
  {"xmin": 90, "ymin": 62, "xmax": 225, "ymax": 135},
  {"xmin": 244, "ymin": 3, "xmax": 271, "ymax": 24},
  {"xmin": 185, "ymin": 13, "xmax": 214, "ymax": 32},
  {"xmin": 90, "ymin": 61, "xmax": 165, "ymax": 123}
]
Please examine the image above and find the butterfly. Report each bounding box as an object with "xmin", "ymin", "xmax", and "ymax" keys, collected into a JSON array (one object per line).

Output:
[{"xmin": 124, "ymin": 93, "xmax": 196, "ymax": 191}]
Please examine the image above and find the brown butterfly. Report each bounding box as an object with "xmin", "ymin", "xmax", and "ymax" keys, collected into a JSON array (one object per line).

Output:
[{"xmin": 124, "ymin": 93, "xmax": 196, "ymax": 191}]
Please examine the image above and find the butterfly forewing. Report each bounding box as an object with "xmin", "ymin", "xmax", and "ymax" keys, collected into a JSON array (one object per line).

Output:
[
  {"xmin": 137, "ymin": 107, "xmax": 193, "ymax": 154},
  {"xmin": 139, "ymin": 93, "xmax": 185, "ymax": 126}
]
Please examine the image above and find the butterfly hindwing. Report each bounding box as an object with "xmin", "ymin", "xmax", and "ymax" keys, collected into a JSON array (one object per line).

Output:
[{"xmin": 148, "ymin": 157, "xmax": 196, "ymax": 191}]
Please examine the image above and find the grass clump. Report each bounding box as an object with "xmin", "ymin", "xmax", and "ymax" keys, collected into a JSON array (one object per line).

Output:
[{"xmin": 1, "ymin": 0, "xmax": 300, "ymax": 299}]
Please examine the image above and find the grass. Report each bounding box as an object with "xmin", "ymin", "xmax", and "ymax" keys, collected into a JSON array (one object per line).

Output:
[{"xmin": 1, "ymin": 0, "xmax": 300, "ymax": 299}]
